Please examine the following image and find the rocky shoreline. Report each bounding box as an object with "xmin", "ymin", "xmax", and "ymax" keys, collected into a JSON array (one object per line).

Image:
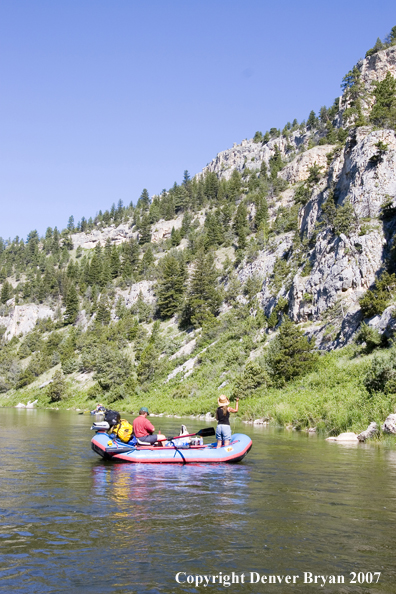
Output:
[{"xmin": 11, "ymin": 400, "xmax": 396, "ymax": 444}]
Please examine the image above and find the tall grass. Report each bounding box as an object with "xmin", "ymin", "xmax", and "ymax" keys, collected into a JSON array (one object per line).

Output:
[{"xmin": 2, "ymin": 345, "xmax": 396, "ymax": 436}]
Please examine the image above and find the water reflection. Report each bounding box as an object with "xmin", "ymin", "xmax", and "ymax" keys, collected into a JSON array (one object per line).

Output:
[{"xmin": 1, "ymin": 410, "xmax": 396, "ymax": 593}]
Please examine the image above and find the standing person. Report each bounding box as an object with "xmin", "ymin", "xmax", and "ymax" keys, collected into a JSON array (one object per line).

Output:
[
  {"xmin": 215, "ymin": 395, "xmax": 239, "ymax": 448},
  {"xmin": 133, "ymin": 407, "xmax": 166, "ymax": 445}
]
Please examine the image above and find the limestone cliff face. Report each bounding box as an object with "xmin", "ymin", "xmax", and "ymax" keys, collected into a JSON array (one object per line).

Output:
[
  {"xmin": 200, "ymin": 131, "xmax": 310, "ymax": 181},
  {"xmin": 2, "ymin": 47, "xmax": 395, "ymax": 352},
  {"xmin": 218, "ymin": 47, "xmax": 396, "ymax": 349}
]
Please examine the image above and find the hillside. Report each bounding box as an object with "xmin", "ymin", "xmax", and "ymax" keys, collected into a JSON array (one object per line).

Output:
[{"xmin": 1, "ymin": 29, "xmax": 396, "ymax": 434}]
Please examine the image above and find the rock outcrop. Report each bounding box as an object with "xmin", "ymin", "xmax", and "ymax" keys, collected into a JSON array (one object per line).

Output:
[
  {"xmin": 357, "ymin": 422, "xmax": 379, "ymax": 442},
  {"xmin": 382, "ymin": 413, "xmax": 396, "ymax": 434},
  {"xmin": 0, "ymin": 302, "xmax": 56, "ymax": 341}
]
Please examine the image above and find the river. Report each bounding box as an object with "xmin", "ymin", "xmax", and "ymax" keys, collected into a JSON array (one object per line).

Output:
[{"xmin": 0, "ymin": 409, "xmax": 395, "ymax": 593}]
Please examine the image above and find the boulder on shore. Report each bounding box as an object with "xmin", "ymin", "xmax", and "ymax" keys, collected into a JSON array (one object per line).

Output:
[
  {"xmin": 382, "ymin": 414, "xmax": 396, "ymax": 434},
  {"xmin": 357, "ymin": 422, "xmax": 379, "ymax": 442},
  {"xmin": 326, "ymin": 432, "xmax": 358, "ymax": 442}
]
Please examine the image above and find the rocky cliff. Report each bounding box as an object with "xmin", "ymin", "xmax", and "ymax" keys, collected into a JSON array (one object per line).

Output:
[{"xmin": 1, "ymin": 42, "xmax": 395, "ymax": 356}]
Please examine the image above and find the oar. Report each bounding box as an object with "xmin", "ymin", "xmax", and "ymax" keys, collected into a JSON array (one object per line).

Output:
[{"xmin": 159, "ymin": 427, "xmax": 216, "ymax": 442}]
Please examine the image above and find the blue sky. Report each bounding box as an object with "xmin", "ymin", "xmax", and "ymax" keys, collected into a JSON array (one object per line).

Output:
[{"xmin": 1, "ymin": 0, "xmax": 395, "ymax": 240}]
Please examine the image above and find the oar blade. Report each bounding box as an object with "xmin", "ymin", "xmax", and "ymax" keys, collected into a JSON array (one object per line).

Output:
[{"xmin": 196, "ymin": 427, "xmax": 216, "ymax": 437}]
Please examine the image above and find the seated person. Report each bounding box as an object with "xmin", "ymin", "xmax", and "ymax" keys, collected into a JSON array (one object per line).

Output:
[
  {"xmin": 91, "ymin": 402, "xmax": 106, "ymax": 414},
  {"xmin": 133, "ymin": 407, "xmax": 166, "ymax": 445}
]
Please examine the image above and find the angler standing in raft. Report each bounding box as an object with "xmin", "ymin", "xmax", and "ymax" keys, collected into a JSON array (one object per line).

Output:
[{"xmin": 215, "ymin": 395, "xmax": 239, "ymax": 448}]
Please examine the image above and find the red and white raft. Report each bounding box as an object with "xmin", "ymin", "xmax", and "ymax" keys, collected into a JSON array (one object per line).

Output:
[{"xmin": 91, "ymin": 424, "xmax": 252, "ymax": 464}]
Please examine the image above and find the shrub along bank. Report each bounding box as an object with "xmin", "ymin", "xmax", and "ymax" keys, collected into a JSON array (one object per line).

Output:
[{"xmin": 3, "ymin": 343, "xmax": 396, "ymax": 437}]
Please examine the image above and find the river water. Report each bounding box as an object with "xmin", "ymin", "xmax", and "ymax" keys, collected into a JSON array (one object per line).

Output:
[{"xmin": 0, "ymin": 409, "xmax": 395, "ymax": 594}]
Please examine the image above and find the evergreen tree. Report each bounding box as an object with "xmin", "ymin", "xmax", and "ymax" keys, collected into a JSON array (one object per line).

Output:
[
  {"xmin": 254, "ymin": 195, "xmax": 269, "ymax": 231},
  {"xmin": 110, "ymin": 246, "xmax": 120, "ymax": 279},
  {"xmin": 233, "ymin": 201, "xmax": 249, "ymax": 245},
  {"xmin": 307, "ymin": 110, "xmax": 318, "ymax": 129},
  {"xmin": 47, "ymin": 369, "xmax": 67, "ymax": 402},
  {"xmin": 171, "ymin": 227, "xmax": 182, "ymax": 246},
  {"xmin": 185, "ymin": 250, "xmax": 221, "ymax": 327},
  {"xmin": 0, "ymin": 281, "xmax": 12, "ymax": 304},
  {"xmin": 101, "ymin": 257, "xmax": 112, "ymax": 288},
  {"xmin": 228, "ymin": 169, "xmax": 241, "ymax": 200},
  {"xmin": 140, "ymin": 246, "xmax": 155, "ymax": 278},
  {"xmin": 370, "ymin": 72, "xmax": 396, "ymax": 130},
  {"xmin": 226, "ymin": 271, "xmax": 242, "ymax": 304},
  {"xmin": 88, "ymin": 252, "xmax": 102, "ymax": 286},
  {"xmin": 67, "ymin": 216, "xmax": 75, "ymax": 232},
  {"xmin": 232, "ymin": 360, "xmax": 269, "ymax": 398},
  {"xmin": 96, "ymin": 294, "xmax": 111, "ymax": 325},
  {"xmin": 269, "ymin": 145, "xmax": 285, "ymax": 179},
  {"xmin": 64, "ymin": 284, "xmax": 79, "ymax": 325},
  {"xmin": 139, "ymin": 214, "xmax": 152, "ymax": 245},
  {"xmin": 205, "ymin": 212, "xmax": 223, "ymax": 247},
  {"xmin": 137, "ymin": 342, "xmax": 158, "ymax": 383},
  {"xmin": 204, "ymin": 172, "xmax": 219, "ymax": 202},
  {"xmin": 122, "ymin": 238, "xmax": 140, "ymax": 278},
  {"xmin": 137, "ymin": 188, "xmax": 150, "ymax": 209},
  {"xmin": 156, "ymin": 254, "xmax": 185, "ymax": 318},
  {"xmin": 267, "ymin": 317, "xmax": 317, "ymax": 385}
]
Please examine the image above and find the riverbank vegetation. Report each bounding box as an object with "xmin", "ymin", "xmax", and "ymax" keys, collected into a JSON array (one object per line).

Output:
[{"xmin": 2, "ymin": 311, "xmax": 396, "ymax": 436}]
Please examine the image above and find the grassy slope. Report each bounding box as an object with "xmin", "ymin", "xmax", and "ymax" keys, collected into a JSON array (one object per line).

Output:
[{"xmin": 3, "ymin": 340, "xmax": 395, "ymax": 436}]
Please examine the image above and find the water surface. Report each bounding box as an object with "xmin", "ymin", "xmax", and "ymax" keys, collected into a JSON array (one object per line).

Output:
[{"xmin": 0, "ymin": 409, "xmax": 395, "ymax": 593}]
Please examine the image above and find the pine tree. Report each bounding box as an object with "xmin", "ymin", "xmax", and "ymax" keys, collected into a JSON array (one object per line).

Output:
[
  {"xmin": 233, "ymin": 202, "xmax": 248, "ymax": 248},
  {"xmin": 140, "ymin": 246, "xmax": 155, "ymax": 278},
  {"xmin": 205, "ymin": 212, "xmax": 223, "ymax": 247},
  {"xmin": 204, "ymin": 172, "xmax": 219, "ymax": 202},
  {"xmin": 110, "ymin": 246, "xmax": 120, "ymax": 279},
  {"xmin": 137, "ymin": 188, "xmax": 150, "ymax": 210},
  {"xmin": 67, "ymin": 216, "xmax": 75, "ymax": 232},
  {"xmin": 139, "ymin": 214, "xmax": 152, "ymax": 245},
  {"xmin": 185, "ymin": 250, "xmax": 221, "ymax": 327},
  {"xmin": 88, "ymin": 252, "xmax": 102, "ymax": 286},
  {"xmin": 370, "ymin": 72, "xmax": 396, "ymax": 130},
  {"xmin": 269, "ymin": 145, "xmax": 285, "ymax": 179},
  {"xmin": 101, "ymin": 258, "xmax": 112, "ymax": 288},
  {"xmin": 156, "ymin": 254, "xmax": 185, "ymax": 318},
  {"xmin": 0, "ymin": 281, "xmax": 12, "ymax": 304},
  {"xmin": 232, "ymin": 360, "xmax": 269, "ymax": 398},
  {"xmin": 254, "ymin": 195, "xmax": 269, "ymax": 230},
  {"xmin": 47, "ymin": 369, "xmax": 67, "ymax": 402},
  {"xmin": 267, "ymin": 317, "xmax": 317, "ymax": 385},
  {"xmin": 96, "ymin": 294, "xmax": 111, "ymax": 325},
  {"xmin": 64, "ymin": 284, "xmax": 79, "ymax": 325},
  {"xmin": 122, "ymin": 238, "xmax": 140, "ymax": 279},
  {"xmin": 228, "ymin": 169, "xmax": 241, "ymax": 200},
  {"xmin": 307, "ymin": 110, "xmax": 318, "ymax": 129},
  {"xmin": 171, "ymin": 227, "xmax": 182, "ymax": 246}
]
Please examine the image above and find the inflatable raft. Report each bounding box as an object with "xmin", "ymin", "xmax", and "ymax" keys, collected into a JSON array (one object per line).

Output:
[{"xmin": 91, "ymin": 425, "xmax": 252, "ymax": 464}]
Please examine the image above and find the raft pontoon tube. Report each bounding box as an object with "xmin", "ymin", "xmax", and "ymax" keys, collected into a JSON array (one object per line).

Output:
[{"xmin": 91, "ymin": 423, "xmax": 252, "ymax": 464}]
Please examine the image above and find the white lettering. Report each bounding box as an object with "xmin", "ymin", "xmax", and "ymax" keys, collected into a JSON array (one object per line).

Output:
[
  {"xmin": 231, "ymin": 572, "xmax": 239, "ymax": 584},
  {"xmin": 250, "ymin": 572, "xmax": 260, "ymax": 584},
  {"xmin": 187, "ymin": 575, "xmax": 194, "ymax": 584},
  {"xmin": 175, "ymin": 572, "xmax": 186, "ymax": 584},
  {"xmin": 304, "ymin": 572, "xmax": 313, "ymax": 584}
]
